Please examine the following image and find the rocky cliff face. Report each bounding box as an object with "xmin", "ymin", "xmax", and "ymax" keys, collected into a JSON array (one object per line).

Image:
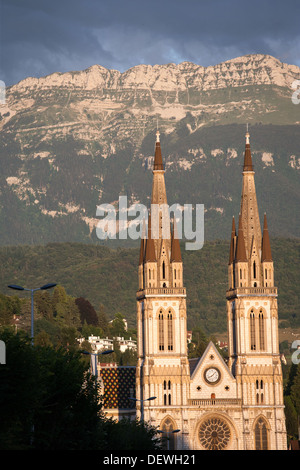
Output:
[
  {"xmin": 10, "ymin": 54, "xmax": 300, "ymax": 92},
  {"xmin": 0, "ymin": 54, "xmax": 299, "ymax": 245}
]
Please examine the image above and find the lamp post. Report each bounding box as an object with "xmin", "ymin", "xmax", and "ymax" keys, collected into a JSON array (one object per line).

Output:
[
  {"xmin": 128, "ymin": 396, "xmax": 157, "ymax": 422},
  {"xmin": 157, "ymin": 428, "xmax": 180, "ymax": 450},
  {"xmin": 8, "ymin": 283, "xmax": 57, "ymax": 346},
  {"xmin": 80, "ymin": 349, "xmax": 114, "ymax": 395}
]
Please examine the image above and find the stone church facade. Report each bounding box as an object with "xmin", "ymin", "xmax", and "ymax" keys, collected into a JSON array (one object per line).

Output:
[{"xmin": 135, "ymin": 130, "xmax": 287, "ymax": 450}]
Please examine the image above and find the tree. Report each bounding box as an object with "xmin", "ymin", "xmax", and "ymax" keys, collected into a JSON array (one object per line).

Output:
[
  {"xmin": 0, "ymin": 328, "xmax": 104, "ymax": 450},
  {"xmin": 290, "ymin": 364, "xmax": 300, "ymax": 415},
  {"xmin": 98, "ymin": 303, "xmax": 109, "ymax": 334},
  {"xmin": 75, "ymin": 297, "xmax": 99, "ymax": 326},
  {"xmin": 0, "ymin": 328, "xmax": 161, "ymax": 450},
  {"xmin": 52, "ymin": 286, "xmax": 80, "ymax": 328},
  {"xmin": 103, "ymin": 418, "xmax": 161, "ymax": 450},
  {"xmin": 188, "ymin": 327, "xmax": 208, "ymax": 358},
  {"xmin": 34, "ymin": 290, "xmax": 53, "ymax": 321},
  {"xmin": 109, "ymin": 312, "xmax": 127, "ymax": 337},
  {"xmin": 284, "ymin": 396, "xmax": 298, "ymax": 441}
]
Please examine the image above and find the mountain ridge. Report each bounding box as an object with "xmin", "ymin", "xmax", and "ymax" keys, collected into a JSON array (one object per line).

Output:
[
  {"xmin": 0, "ymin": 54, "xmax": 299, "ymax": 245},
  {"xmin": 8, "ymin": 54, "xmax": 300, "ymax": 91}
]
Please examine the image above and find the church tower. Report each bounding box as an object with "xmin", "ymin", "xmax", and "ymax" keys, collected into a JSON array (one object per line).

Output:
[
  {"xmin": 226, "ymin": 130, "xmax": 287, "ymax": 450},
  {"xmin": 136, "ymin": 131, "xmax": 190, "ymax": 447}
]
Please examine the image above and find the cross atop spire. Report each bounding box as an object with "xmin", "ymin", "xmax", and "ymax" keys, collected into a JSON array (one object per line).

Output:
[
  {"xmin": 153, "ymin": 129, "xmax": 164, "ymax": 171},
  {"xmin": 243, "ymin": 126, "xmax": 253, "ymax": 172}
]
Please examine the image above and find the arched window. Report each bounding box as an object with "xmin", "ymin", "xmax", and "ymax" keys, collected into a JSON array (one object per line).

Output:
[
  {"xmin": 162, "ymin": 261, "xmax": 166, "ymax": 279},
  {"xmin": 254, "ymin": 418, "xmax": 269, "ymax": 450},
  {"xmin": 159, "ymin": 310, "xmax": 164, "ymax": 351},
  {"xmin": 255, "ymin": 380, "xmax": 264, "ymax": 404},
  {"xmin": 253, "ymin": 261, "xmax": 256, "ymax": 279},
  {"xmin": 163, "ymin": 381, "xmax": 172, "ymax": 406},
  {"xmin": 259, "ymin": 310, "xmax": 265, "ymax": 350},
  {"xmin": 250, "ymin": 310, "xmax": 256, "ymax": 351},
  {"xmin": 168, "ymin": 311, "xmax": 173, "ymax": 351}
]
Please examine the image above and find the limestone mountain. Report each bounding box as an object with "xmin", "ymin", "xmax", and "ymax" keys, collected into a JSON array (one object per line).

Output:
[{"xmin": 0, "ymin": 54, "xmax": 299, "ymax": 245}]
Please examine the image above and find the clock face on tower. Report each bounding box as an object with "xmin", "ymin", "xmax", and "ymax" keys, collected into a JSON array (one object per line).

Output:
[{"xmin": 204, "ymin": 367, "xmax": 221, "ymax": 384}]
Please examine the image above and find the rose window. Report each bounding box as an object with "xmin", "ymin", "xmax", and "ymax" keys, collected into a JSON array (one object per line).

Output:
[{"xmin": 198, "ymin": 417, "xmax": 231, "ymax": 450}]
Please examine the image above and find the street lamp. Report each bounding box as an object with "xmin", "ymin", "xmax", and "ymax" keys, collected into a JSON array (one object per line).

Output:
[
  {"xmin": 8, "ymin": 282, "xmax": 57, "ymax": 346},
  {"xmin": 80, "ymin": 349, "xmax": 114, "ymax": 388},
  {"xmin": 157, "ymin": 428, "xmax": 180, "ymax": 450},
  {"xmin": 128, "ymin": 396, "xmax": 157, "ymax": 422}
]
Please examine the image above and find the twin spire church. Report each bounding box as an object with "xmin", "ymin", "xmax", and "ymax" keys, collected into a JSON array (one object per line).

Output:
[{"xmin": 134, "ymin": 129, "xmax": 287, "ymax": 450}]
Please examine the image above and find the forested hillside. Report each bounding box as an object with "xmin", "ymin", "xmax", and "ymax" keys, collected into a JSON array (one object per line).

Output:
[{"xmin": 1, "ymin": 238, "xmax": 299, "ymax": 334}]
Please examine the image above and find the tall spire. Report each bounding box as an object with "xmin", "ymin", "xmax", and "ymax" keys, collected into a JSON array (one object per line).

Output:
[
  {"xmin": 144, "ymin": 213, "xmax": 156, "ymax": 262},
  {"xmin": 170, "ymin": 220, "xmax": 182, "ymax": 262},
  {"xmin": 243, "ymin": 126, "xmax": 253, "ymax": 172},
  {"xmin": 153, "ymin": 130, "xmax": 164, "ymax": 171},
  {"xmin": 262, "ymin": 213, "xmax": 272, "ymax": 261},
  {"xmin": 235, "ymin": 213, "xmax": 247, "ymax": 262},
  {"xmin": 228, "ymin": 216, "xmax": 236, "ymax": 264},
  {"xmin": 139, "ymin": 220, "xmax": 146, "ymax": 265}
]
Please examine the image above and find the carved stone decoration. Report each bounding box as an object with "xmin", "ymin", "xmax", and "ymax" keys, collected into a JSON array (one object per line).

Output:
[{"xmin": 198, "ymin": 417, "xmax": 231, "ymax": 450}]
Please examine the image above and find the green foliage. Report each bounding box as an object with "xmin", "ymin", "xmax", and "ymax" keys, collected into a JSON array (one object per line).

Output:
[
  {"xmin": 1, "ymin": 237, "xmax": 299, "ymax": 336},
  {"xmin": 0, "ymin": 329, "xmax": 159, "ymax": 450},
  {"xmin": 284, "ymin": 363, "xmax": 300, "ymax": 443},
  {"xmin": 75, "ymin": 297, "xmax": 99, "ymax": 326},
  {"xmin": 102, "ymin": 418, "xmax": 161, "ymax": 450}
]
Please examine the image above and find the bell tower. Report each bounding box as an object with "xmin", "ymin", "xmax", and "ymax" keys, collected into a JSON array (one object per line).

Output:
[
  {"xmin": 136, "ymin": 131, "xmax": 190, "ymax": 435},
  {"xmin": 226, "ymin": 130, "xmax": 287, "ymax": 450}
]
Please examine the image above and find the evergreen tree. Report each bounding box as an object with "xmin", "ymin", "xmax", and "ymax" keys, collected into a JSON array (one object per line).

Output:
[
  {"xmin": 75, "ymin": 297, "xmax": 99, "ymax": 326},
  {"xmin": 290, "ymin": 364, "xmax": 300, "ymax": 415}
]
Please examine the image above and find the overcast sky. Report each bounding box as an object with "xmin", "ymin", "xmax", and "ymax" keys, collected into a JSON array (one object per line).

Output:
[{"xmin": 1, "ymin": 0, "xmax": 300, "ymax": 86}]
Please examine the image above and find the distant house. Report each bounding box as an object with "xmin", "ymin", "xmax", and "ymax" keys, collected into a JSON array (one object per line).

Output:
[{"xmin": 78, "ymin": 335, "xmax": 137, "ymax": 354}]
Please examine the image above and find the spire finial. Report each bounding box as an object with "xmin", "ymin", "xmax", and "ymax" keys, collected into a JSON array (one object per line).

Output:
[
  {"xmin": 246, "ymin": 123, "xmax": 250, "ymax": 145},
  {"xmin": 243, "ymin": 126, "xmax": 253, "ymax": 171},
  {"xmin": 153, "ymin": 129, "xmax": 164, "ymax": 170}
]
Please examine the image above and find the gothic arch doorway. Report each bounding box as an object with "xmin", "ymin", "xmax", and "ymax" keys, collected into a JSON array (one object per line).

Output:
[
  {"xmin": 159, "ymin": 416, "xmax": 177, "ymax": 450},
  {"xmin": 254, "ymin": 416, "xmax": 269, "ymax": 450}
]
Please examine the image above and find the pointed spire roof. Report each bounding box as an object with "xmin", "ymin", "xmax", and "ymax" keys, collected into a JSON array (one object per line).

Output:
[
  {"xmin": 228, "ymin": 216, "xmax": 236, "ymax": 265},
  {"xmin": 153, "ymin": 130, "xmax": 164, "ymax": 171},
  {"xmin": 235, "ymin": 213, "xmax": 247, "ymax": 262},
  {"xmin": 139, "ymin": 219, "xmax": 146, "ymax": 265},
  {"xmin": 170, "ymin": 220, "xmax": 182, "ymax": 262},
  {"xmin": 262, "ymin": 213, "xmax": 272, "ymax": 261},
  {"xmin": 144, "ymin": 213, "xmax": 156, "ymax": 262},
  {"xmin": 243, "ymin": 128, "xmax": 253, "ymax": 172}
]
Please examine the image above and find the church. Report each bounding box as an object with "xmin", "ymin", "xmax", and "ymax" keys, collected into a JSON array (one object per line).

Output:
[
  {"xmin": 133, "ymin": 129, "xmax": 287, "ymax": 450},
  {"xmin": 99, "ymin": 129, "xmax": 287, "ymax": 450}
]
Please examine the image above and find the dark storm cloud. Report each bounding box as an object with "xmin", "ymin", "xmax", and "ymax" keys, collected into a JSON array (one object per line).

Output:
[{"xmin": 1, "ymin": 0, "xmax": 300, "ymax": 86}]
